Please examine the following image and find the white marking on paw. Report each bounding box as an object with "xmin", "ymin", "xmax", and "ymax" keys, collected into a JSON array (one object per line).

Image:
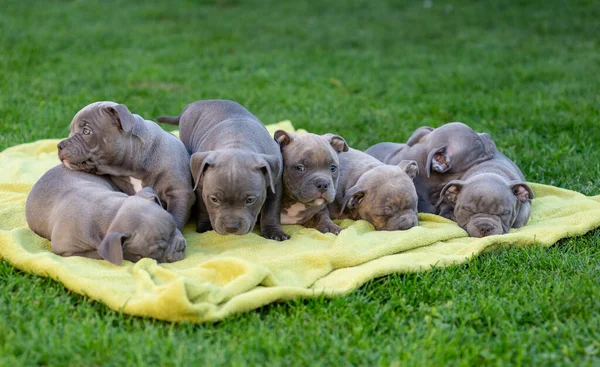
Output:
[{"xmin": 129, "ymin": 177, "xmax": 143, "ymax": 192}]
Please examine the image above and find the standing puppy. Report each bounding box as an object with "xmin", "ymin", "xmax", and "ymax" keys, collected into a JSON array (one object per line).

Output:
[
  {"xmin": 437, "ymin": 152, "xmax": 533, "ymax": 237},
  {"xmin": 365, "ymin": 122, "xmax": 496, "ymax": 216},
  {"xmin": 157, "ymin": 100, "xmax": 289, "ymax": 241},
  {"xmin": 57, "ymin": 101, "xmax": 195, "ymax": 230},
  {"xmin": 274, "ymin": 130, "xmax": 348, "ymax": 234},
  {"xmin": 329, "ymin": 148, "xmax": 419, "ymax": 231},
  {"xmin": 26, "ymin": 165, "xmax": 186, "ymax": 265}
]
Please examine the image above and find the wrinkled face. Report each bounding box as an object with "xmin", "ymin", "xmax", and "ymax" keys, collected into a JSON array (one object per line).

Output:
[
  {"xmin": 116, "ymin": 197, "xmax": 186, "ymax": 263},
  {"xmin": 453, "ymin": 183, "xmax": 518, "ymax": 238},
  {"xmin": 201, "ymin": 154, "xmax": 267, "ymax": 235},
  {"xmin": 281, "ymin": 134, "xmax": 340, "ymax": 205},
  {"xmin": 425, "ymin": 122, "xmax": 496, "ymax": 174},
  {"xmin": 355, "ymin": 167, "xmax": 419, "ymax": 231},
  {"xmin": 57, "ymin": 101, "xmax": 131, "ymax": 173}
]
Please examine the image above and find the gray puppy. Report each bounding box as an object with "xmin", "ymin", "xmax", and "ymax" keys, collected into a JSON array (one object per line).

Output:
[
  {"xmin": 365, "ymin": 122, "xmax": 496, "ymax": 214},
  {"xmin": 157, "ymin": 100, "xmax": 289, "ymax": 241},
  {"xmin": 274, "ymin": 130, "xmax": 349, "ymax": 234},
  {"xmin": 26, "ymin": 165, "xmax": 186, "ymax": 265},
  {"xmin": 329, "ymin": 148, "xmax": 420, "ymax": 231},
  {"xmin": 57, "ymin": 101, "xmax": 195, "ymax": 230},
  {"xmin": 437, "ymin": 152, "xmax": 534, "ymax": 237}
]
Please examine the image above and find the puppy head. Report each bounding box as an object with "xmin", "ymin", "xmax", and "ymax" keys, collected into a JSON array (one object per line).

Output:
[
  {"xmin": 57, "ymin": 101, "xmax": 138, "ymax": 174},
  {"xmin": 340, "ymin": 161, "xmax": 419, "ymax": 231},
  {"xmin": 409, "ymin": 122, "xmax": 496, "ymax": 177},
  {"xmin": 98, "ymin": 188, "xmax": 186, "ymax": 265},
  {"xmin": 190, "ymin": 150, "xmax": 279, "ymax": 235},
  {"xmin": 275, "ymin": 130, "xmax": 348, "ymax": 206},
  {"xmin": 439, "ymin": 173, "xmax": 533, "ymax": 238}
]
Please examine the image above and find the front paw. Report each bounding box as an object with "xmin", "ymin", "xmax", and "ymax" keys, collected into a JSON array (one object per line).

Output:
[
  {"xmin": 261, "ymin": 226, "xmax": 290, "ymax": 241},
  {"xmin": 317, "ymin": 222, "xmax": 341, "ymax": 235},
  {"xmin": 196, "ymin": 220, "xmax": 213, "ymax": 233}
]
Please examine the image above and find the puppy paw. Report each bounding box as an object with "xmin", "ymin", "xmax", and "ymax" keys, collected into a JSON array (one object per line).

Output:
[
  {"xmin": 317, "ymin": 222, "xmax": 341, "ymax": 235},
  {"xmin": 262, "ymin": 226, "xmax": 290, "ymax": 241},
  {"xmin": 196, "ymin": 221, "xmax": 213, "ymax": 233}
]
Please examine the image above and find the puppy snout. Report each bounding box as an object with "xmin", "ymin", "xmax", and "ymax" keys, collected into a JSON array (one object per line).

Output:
[
  {"xmin": 314, "ymin": 179, "xmax": 330, "ymax": 193},
  {"xmin": 393, "ymin": 216, "xmax": 418, "ymax": 231},
  {"xmin": 476, "ymin": 223, "xmax": 494, "ymax": 237},
  {"xmin": 225, "ymin": 219, "xmax": 241, "ymax": 234},
  {"xmin": 57, "ymin": 140, "xmax": 66, "ymax": 151}
]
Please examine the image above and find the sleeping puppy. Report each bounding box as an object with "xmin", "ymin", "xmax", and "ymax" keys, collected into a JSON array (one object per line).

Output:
[
  {"xmin": 365, "ymin": 122, "xmax": 496, "ymax": 214},
  {"xmin": 56, "ymin": 101, "xmax": 195, "ymax": 230},
  {"xmin": 26, "ymin": 165, "xmax": 186, "ymax": 265},
  {"xmin": 274, "ymin": 130, "xmax": 348, "ymax": 234},
  {"xmin": 437, "ymin": 152, "xmax": 533, "ymax": 237},
  {"xmin": 329, "ymin": 148, "xmax": 419, "ymax": 231},
  {"xmin": 157, "ymin": 100, "xmax": 289, "ymax": 241}
]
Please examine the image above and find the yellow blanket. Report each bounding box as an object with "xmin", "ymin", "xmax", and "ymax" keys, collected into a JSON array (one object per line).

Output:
[{"xmin": 1, "ymin": 121, "xmax": 599, "ymax": 323}]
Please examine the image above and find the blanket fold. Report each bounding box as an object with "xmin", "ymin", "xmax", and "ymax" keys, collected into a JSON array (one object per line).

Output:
[{"xmin": 1, "ymin": 121, "xmax": 599, "ymax": 323}]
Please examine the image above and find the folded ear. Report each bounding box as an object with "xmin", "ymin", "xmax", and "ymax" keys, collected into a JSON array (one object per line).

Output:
[
  {"xmin": 437, "ymin": 180, "xmax": 465, "ymax": 206},
  {"xmin": 339, "ymin": 185, "xmax": 365, "ymax": 216},
  {"xmin": 190, "ymin": 151, "xmax": 216, "ymax": 191},
  {"xmin": 98, "ymin": 231, "xmax": 129, "ymax": 265},
  {"xmin": 426, "ymin": 146, "xmax": 449, "ymax": 177},
  {"xmin": 398, "ymin": 160, "xmax": 419, "ymax": 180},
  {"xmin": 406, "ymin": 126, "xmax": 434, "ymax": 146},
  {"xmin": 135, "ymin": 187, "xmax": 162, "ymax": 207},
  {"xmin": 254, "ymin": 154, "xmax": 280, "ymax": 194},
  {"xmin": 274, "ymin": 130, "xmax": 295, "ymax": 148},
  {"xmin": 511, "ymin": 182, "xmax": 534, "ymax": 202},
  {"xmin": 478, "ymin": 133, "xmax": 496, "ymax": 160},
  {"xmin": 323, "ymin": 133, "xmax": 349, "ymax": 153},
  {"xmin": 105, "ymin": 104, "xmax": 137, "ymax": 133}
]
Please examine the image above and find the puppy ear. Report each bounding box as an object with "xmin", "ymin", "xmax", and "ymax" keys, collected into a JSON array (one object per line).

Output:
[
  {"xmin": 254, "ymin": 154, "xmax": 279, "ymax": 194},
  {"xmin": 135, "ymin": 187, "xmax": 163, "ymax": 207},
  {"xmin": 478, "ymin": 133, "xmax": 496, "ymax": 160},
  {"xmin": 426, "ymin": 147, "xmax": 449, "ymax": 178},
  {"xmin": 323, "ymin": 133, "xmax": 349, "ymax": 153},
  {"xmin": 438, "ymin": 180, "xmax": 464, "ymax": 206},
  {"xmin": 274, "ymin": 130, "xmax": 295, "ymax": 147},
  {"xmin": 105, "ymin": 104, "xmax": 137, "ymax": 133},
  {"xmin": 511, "ymin": 182, "xmax": 534, "ymax": 202},
  {"xmin": 398, "ymin": 160, "xmax": 419, "ymax": 180},
  {"xmin": 406, "ymin": 126, "xmax": 434, "ymax": 146},
  {"xmin": 339, "ymin": 185, "xmax": 365, "ymax": 215},
  {"xmin": 190, "ymin": 151, "xmax": 215, "ymax": 191},
  {"xmin": 98, "ymin": 231, "xmax": 128, "ymax": 265}
]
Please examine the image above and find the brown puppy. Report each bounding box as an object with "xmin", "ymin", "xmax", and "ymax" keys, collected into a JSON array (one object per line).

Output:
[{"xmin": 275, "ymin": 130, "xmax": 348, "ymax": 234}]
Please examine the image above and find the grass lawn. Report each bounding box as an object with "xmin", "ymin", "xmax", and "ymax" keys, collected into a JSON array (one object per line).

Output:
[{"xmin": 1, "ymin": 0, "xmax": 599, "ymax": 365}]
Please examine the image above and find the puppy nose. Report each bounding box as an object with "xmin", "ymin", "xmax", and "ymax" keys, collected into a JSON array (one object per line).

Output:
[
  {"xmin": 315, "ymin": 179, "xmax": 329, "ymax": 193},
  {"xmin": 225, "ymin": 220, "xmax": 241, "ymax": 233},
  {"xmin": 57, "ymin": 141, "xmax": 66, "ymax": 151},
  {"xmin": 477, "ymin": 223, "xmax": 494, "ymax": 237}
]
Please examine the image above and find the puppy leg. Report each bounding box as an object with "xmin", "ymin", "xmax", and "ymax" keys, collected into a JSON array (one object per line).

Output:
[
  {"xmin": 438, "ymin": 203, "xmax": 456, "ymax": 221},
  {"xmin": 194, "ymin": 191, "xmax": 213, "ymax": 233},
  {"xmin": 308, "ymin": 206, "xmax": 341, "ymax": 235},
  {"xmin": 165, "ymin": 190, "xmax": 196, "ymax": 230},
  {"xmin": 260, "ymin": 181, "xmax": 290, "ymax": 241}
]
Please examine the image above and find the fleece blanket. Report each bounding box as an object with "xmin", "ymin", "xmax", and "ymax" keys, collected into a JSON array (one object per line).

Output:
[{"xmin": 1, "ymin": 121, "xmax": 599, "ymax": 323}]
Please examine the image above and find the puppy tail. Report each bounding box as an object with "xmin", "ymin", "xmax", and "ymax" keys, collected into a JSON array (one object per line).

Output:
[{"xmin": 156, "ymin": 114, "xmax": 181, "ymax": 125}]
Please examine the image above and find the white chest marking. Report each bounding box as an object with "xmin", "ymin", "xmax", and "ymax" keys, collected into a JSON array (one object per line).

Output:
[
  {"xmin": 280, "ymin": 202, "xmax": 307, "ymax": 225},
  {"xmin": 129, "ymin": 177, "xmax": 143, "ymax": 193}
]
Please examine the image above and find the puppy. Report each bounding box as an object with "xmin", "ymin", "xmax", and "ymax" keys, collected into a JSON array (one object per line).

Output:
[
  {"xmin": 26, "ymin": 165, "xmax": 186, "ymax": 264},
  {"xmin": 437, "ymin": 152, "xmax": 533, "ymax": 237},
  {"xmin": 157, "ymin": 100, "xmax": 289, "ymax": 241},
  {"xmin": 274, "ymin": 130, "xmax": 348, "ymax": 234},
  {"xmin": 365, "ymin": 122, "xmax": 496, "ymax": 214},
  {"xmin": 57, "ymin": 101, "xmax": 195, "ymax": 230},
  {"xmin": 329, "ymin": 148, "xmax": 419, "ymax": 231}
]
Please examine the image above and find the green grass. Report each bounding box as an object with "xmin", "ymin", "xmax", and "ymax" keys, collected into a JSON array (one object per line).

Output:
[{"xmin": 1, "ymin": 0, "xmax": 599, "ymax": 365}]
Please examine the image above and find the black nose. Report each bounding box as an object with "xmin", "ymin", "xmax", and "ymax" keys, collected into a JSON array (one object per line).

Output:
[
  {"xmin": 225, "ymin": 220, "xmax": 240, "ymax": 233},
  {"xmin": 315, "ymin": 179, "xmax": 329, "ymax": 193},
  {"xmin": 57, "ymin": 141, "xmax": 66, "ymax": 151},
  {"xmin": 477, "ymin": 223, "xmax": 494, "ymax": 237}
]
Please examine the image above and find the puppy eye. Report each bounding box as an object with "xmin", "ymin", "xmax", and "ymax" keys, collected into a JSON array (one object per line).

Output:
[
  {"xmin": 82, "ymin": 127, "xmax": 91, "ymax": 135},
  {"xmin": 245, "ymin": 196, "xmax": 256, "ymax": 204},
  {"xmin": 209, "ymin": 196, "xmax": 219, "ymax": 204},
  {"xmin": 330, "ymin": 165, "xmax": 338, "ymax": 173},
  {"xmin": 293, "ymin": 165, "xmax": 305, "ymax": 172}
]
